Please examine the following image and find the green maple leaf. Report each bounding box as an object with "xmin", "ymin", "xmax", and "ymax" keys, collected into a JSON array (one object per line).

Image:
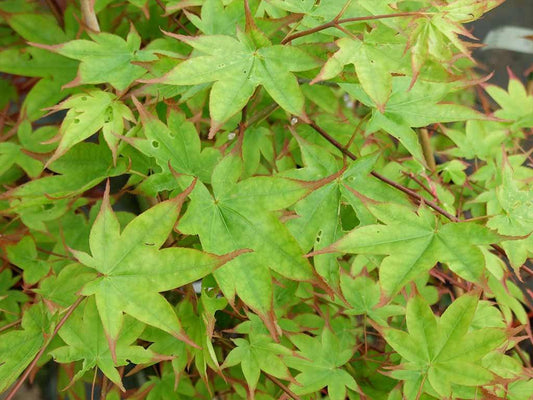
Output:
[
  {"xmin": 50, "ymin": 297, "xmax": 156, "ymax": 391},
  {"xmin": 313, "ymin": 30, "xmax": 408, "ymax": 111},
  {"xmin": 409, "ymin": 0, "xmax": 501, "ymax": 79},
  {"xmin": 486, "ymin": 165, "xmax": 533, "ymax": 236},
  {"xmin": 5, "ymin": 236, "xmax": 49, "ymax": 284},
  {"xmin": 0, "ymin": 46, "xmax": 77, "ymax": 79},
  {"xmin": 384, "ymin": 294, "xmax": 507, "ymax": 398},
  {"xmin": 32, "ymin": 26, "xmax": 157, "ymax": 90},
  {"xmin": 0, "ymin": 270, "xmax": 28, "ymax": 325},
  {"xmin": 340, "ymin": 275, "xmax": 404, "ymax": 325},
  {"xmin": 131, "ymin": 99, "xmax": 219, "ymax": 183},
  {"xmin": 485, "ymin": 72, "xmax": 533, "ymax": 129},
  {"xmin": 223, "ymin": 332, "xmax": 293, "ymax": 395},
  {"xmin": 445, "ymin": 120, "xmax": 507, "ymax": 161},
  {"xmin": 315, "ymin": 202, "xmax": 500, "ymax": 295},
  {"xmin": 186, "ymin": 0, "xmax": 245, "ymax": 35},
  {"xmin": 0, "ymin": 142, "xmax": 42, "ymax": 178},
  {"xmin": 73, "ymin": 182, "xmax": 243, "ymax": 357},
  {"xmin": 12, "ymin": 142, "xmax": 126, "ymax": 231},
  {"xmin": 151, "ymin": 30, "xmax": 319, "ymax": 137},
  {"xmin": 285, "ymin": 137, "xmax": 409, "ymax": 287},
  {"xmin": 3, "ymin": 11, "xmax": 70, "ymax": 44},
  {"xmin": 141, "ymin": 291, "xmax": 228, "ymax": 382},
  {"xmin": 47, "ymin": 90, "xmax": 134, "ymax": 164},
  {"xmin": 0, "ymin": 304, "xmax": 50, "ymax": 392},
  {"xmin": 178, "ymin": 154, "xmax": 328, "ymax": 333},
  {"xmin": 341, "ymin": 77, "xmax": 484, "ymax": 165},
  {"xmin": 285, "ymin": 328, "xmax": 358, "ymax": 400}
]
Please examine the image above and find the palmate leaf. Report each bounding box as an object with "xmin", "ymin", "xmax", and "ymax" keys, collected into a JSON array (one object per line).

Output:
[
  {"xmin": 314, "ymin": 202, "xmax": 500, "ymax": 295},
  {"xmin": 151, "ymin": 30, "xmax": 320, "ymax": 137},
  {"xmin": 409, "ymin": 0, "xmax": 502, "ymax": 79},
  {"xmin": 32, "ymin": 25, "xmax": 157, "ymax": 91},
  {"xmin": 74, "ymin": 182, "xmax": 243, "ymax": 358},
  {"xmin": 50, "ymin": 297, "xmax": 156, "ymax": 391},
  {"xmin": 131, "ymin": 99, "xmax": 220, "ymax": 183},
  {"xmin": 384, "ymin": 294, "xmax": 507, "ymax": 398},
  {"xmin": 178, "ymin": 154, "xmax": 330, "ymax": 334},
  {"xmin": 11, "ymin": 142, "xmax": 126, "ymax": 231},
  {"xmin": 342, "ymin": 77, "xmax": 484, "ymax": 164},
  {"xmin": 222, "ymin": 332, "xmax": 293, "ymax": 395},
  {"xmin": 5, "ymin": 236, "xmax": 49, "ymax": 284},
  {"xmin": 313, "ymin": 29, "xmax": 408, "ymax": 111},
  {"xmin": 186, "ymin": 0, "xmax": 245, "ymax": 35},
  {"xmin": 0, "ymin": 142, "xmax": 42, "ymax": 178},
  {"xmin": 285, "ymin": 328, "xmax": 358, "ymax": 400},
  {"xmin": 0, "ymin": 304, "xmax": 50, "ymax": 392},
  {"xmin": 485, "ymin": 72, "xmax": 533, "ymax": 129},
  {"xmin": 285, "ymin": 136, "xmax": 408, "ymax": 288},
  {"xmin": 486, "ymin": 164, "xmax": 533, "ymax": 237},
  {"xmin": 47, "ymin": 89, "xmax": 135, "ymax": 164}
]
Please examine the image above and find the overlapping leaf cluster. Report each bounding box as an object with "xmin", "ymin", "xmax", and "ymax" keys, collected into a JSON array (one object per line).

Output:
[{"xmin": 0, "ymin": 0, "xmax": 532, "ymax": 399}]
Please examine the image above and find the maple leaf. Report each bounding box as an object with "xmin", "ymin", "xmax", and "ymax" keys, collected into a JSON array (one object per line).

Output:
[
  {"xmin": 340, "ymin": 275, "xmax": 404, "ymax": 325},
  {"xmin": 185, "ymin": 0, "xmax": 245, "ymax": 35},
  {"xmin": 0, "ymin": 304, "xmax": 49, "ymax": 392},
  {"xmin": 131, "ymin": 98, "xmax": 219, "ymax": 183},
  {"xmin": 285, "ymin": 328, "xmax": 359, "ymax": 400},
  {"xmin": 149, "ymin": 30, "xmax": 320, "ymax": 137},
  {"xmin": 486, "ymin": 164, "xmax": 533, "ymax": 237},
  {"xmin": 313, "ymin": 202, "xmax": 500, "ymax": 295},
  {"xmin": 50, "ymin": 297, "xmax": 157, "ymax": 391},
  {"xmin": 485, "ymin": 70, "xmax": 533, "ymax": 130},
  {"xmin": 72, "ymin": 182, "xmax": 244, "ymax": 359},
  {"xmin": 0, "ymin": 270, "xmax": 28, "ymax": 325},
  {"xmin": 408, "ymin": 0, "xmax": 502, "ymax": 81},
  {"xmin": 285, "ymin": 136, "xmax": 409, "ymax": 288},
  {"xmin": 140, "ymin": 291, "xmax": 228, "ymax": 383},
  {"xmin": 5, "ymin": 236, "xmax": 49, "ymax": 284},
  {"xmin": 45, "ymin": 90, "xmax": 134, "ymax": 164},
  {"xmin": 383, "ymin": 294, "xmax": 507, "ymax": 398},
  {"xmin": 313, "ymin": 29, "xmax": 409, "ymax": 111},
  {"xmin": 0, "ymin": 142, "xmax": 42, "ymax": 178},
  {"xmin": 31, "ymin": 25, "xmax": 157, "ymax": 90},
  {"xmin": 11, "ymin": 142, "xmax": 126, "ymax": 231},
  {"xmin": 178, "ymin": 154, "xmax": 332, "ymax": 335},
  {"xmin": 341, "ymin": 76, "xmax": 484, "ymax": 165},
  {"xmin": 223, "ymin": 332, "xmax": 293, "ymax": 396}
]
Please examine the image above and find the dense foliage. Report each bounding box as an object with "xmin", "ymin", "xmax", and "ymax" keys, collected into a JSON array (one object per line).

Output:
[{"xmin": 0, "ymin": 0, "xmax": 532, "ymax": 399}]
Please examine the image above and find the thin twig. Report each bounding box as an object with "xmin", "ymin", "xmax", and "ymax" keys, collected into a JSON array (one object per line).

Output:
[
  {"xmin": 246, "ymin": 103, "xmax": 279, "ymax": 126},
  {"xmin": 307, "ymin": 119, "xmax": 533, "ymax": 307},
  {"xmin": 5, "ymin": 296, "xmax": 84, "ymax": 400},
  {"xmin": 281, "ymin": 11, "xmax": 423, "ymax": 44},
  {"xmin": 0, "ymin": 319, "xmax": 21, "ymax": 333},
  {"xmin": 264, "ymin": 373, "xmax": 302, "ymax": 400},
  {"xmin": 403, "ymin": 172, "xmax": 438, "ymax": 202},
  {"xmin": 307, "ymin": 120, "xmax": 459, "ymax": 221}
]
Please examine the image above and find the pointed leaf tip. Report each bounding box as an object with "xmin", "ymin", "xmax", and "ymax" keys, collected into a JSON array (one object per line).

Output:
[
  {"xmin": 131, "ymin": 95, "xmax": 151, "ymax": 122},
  {"xmin": 174, "ymin": 330, "xmax": 201, "ymax": 349}
]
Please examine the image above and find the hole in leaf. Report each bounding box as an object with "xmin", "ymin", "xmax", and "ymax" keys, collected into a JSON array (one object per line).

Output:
[
  {"xmin": 340, "ymin": 204, "xmax": 359, "ymax": 230},
  {"xmin": 74, "ymin": 118, "xmax": 80, "ymax": 124},
  {"xmin": 152, "ymin": 140, "xmax": 159, "ymax": 148}
]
